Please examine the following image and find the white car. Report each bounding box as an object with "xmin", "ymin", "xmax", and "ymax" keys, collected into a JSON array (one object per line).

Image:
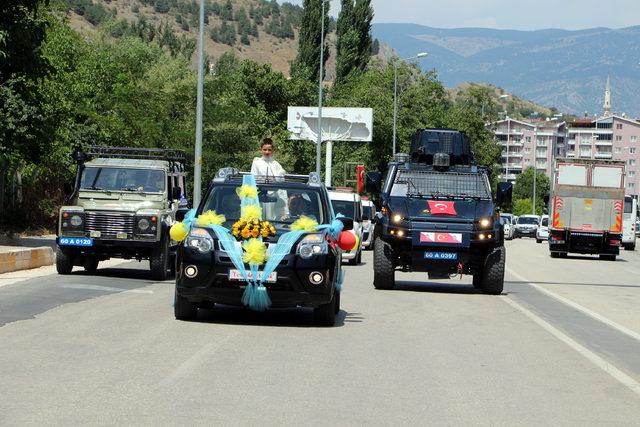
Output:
[
  {"xmin": 536, "ymin": 215, "xmax": 549, "ymax": 243},
  {"xmin": 499, "ymin": 214, "xmax": 514, "ymax": 240},
  {"xmin": 328, "ymin": 189, "xmax": 363, "ymax": 265},
  {"xmin": 361, "ymin": 199, "xmax": 376, "ymax": 250},
  {"xmin": 514, "ymin": 215, "xmax": 540, "ymax": 238}
]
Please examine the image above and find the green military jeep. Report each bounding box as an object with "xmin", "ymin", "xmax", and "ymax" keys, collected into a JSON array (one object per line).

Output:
[{"xmin": 56, "ymin": 147, "xmax": 189, "ymax": 280}]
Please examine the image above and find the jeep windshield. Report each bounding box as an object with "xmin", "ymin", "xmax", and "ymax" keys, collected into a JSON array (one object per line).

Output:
[
  {"xmin": 389, "ymin": 170, "xmax": 492, "ymax": 220},
  {"xmin": 80, "ymin": 167, "xmax": 166, "ymax": 193},
  {"xmin": 202, "ymin": 184, "xmax": 324, "ymax": 228}
]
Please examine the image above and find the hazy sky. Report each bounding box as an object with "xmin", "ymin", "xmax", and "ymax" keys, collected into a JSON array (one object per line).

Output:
[{"xmin": 281, "ymin": 0, "xmax": 639, "ymax": 30}]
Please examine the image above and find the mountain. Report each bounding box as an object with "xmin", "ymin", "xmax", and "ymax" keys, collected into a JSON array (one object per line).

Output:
[{"xmin": 372, "ymin": 23, "xmax": 640, "ymax": 117}]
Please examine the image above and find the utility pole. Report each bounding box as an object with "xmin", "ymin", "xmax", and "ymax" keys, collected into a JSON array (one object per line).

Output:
[
  {"xmin": 192, "ymin": 0, "xmax": 205, "ymax": 206},
  {"xmin": 316, "ymin": 0, "xmax": 326, "ymax": 177},
  {"xmin": 532, "ymin": 128, "xmax": 537, "ymax": 215}
]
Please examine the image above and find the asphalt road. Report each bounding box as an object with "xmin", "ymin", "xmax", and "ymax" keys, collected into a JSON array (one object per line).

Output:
[{"xmin": 1, "ymin": 239, "xmax": 639, "ymax": 425}]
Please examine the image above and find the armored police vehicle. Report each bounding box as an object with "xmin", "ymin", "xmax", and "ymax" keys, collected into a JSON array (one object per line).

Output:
[
  {"xmin": 368, "ymin": 129, "xmax": 511, "ymax": 294},
  {"xmin": 56, "ymin": 147, "xmax": 189, "ymax": 280},
  {"xmin": 174, "ymin": 170, "xmax": 352, "ymax": 326}
]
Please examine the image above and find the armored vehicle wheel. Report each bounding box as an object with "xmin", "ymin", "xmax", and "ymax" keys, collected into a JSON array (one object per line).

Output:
[
  {"xmin": 472, "ymin": 273, "xmax": 482, "ymax": 289},
  {"xmin": 599, "ymin": 254, "xmax": 616, "ymax": 261},
  {"xmin": 174, "ymin": 289, "xmax": 198, "ymax": 320},
  {"xmin": 480, "ymin": 246, "xmax": 505, "ymax": 295},
  {"xmin": 56, "ymin": 247, "xmax": 73, "ymax": 275},
  {"xmin": 314, "ymin": 292, "xmax": 337, "ymax": 326},
  {"xmin": 83, "ymin": 256, "xmax": 99, "ymax": 273},
  {"xmin": 150, "ymin": 238, "xmax": 169, "ymax": 281},
  {"xmin": 373, "ymin": 238, "xmax": 395, "ymax": 290}
]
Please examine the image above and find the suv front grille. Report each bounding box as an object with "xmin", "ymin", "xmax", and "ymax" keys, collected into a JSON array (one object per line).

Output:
[{"xmin": 85, "ymin": 212, "xmax": 135, "ymax": 238}]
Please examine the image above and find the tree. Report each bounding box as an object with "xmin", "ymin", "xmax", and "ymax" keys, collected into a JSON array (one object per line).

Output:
[
  {"xmin": 513, "ymin": 166, "xmax": 550, "ymax": 215},
  {"xmin": 290, "ymin": 0, "xmax": 329, "ymax": 82},
  {"xmin": 335, "ymin": 0, "xmax": 373, "ymax": 86}
]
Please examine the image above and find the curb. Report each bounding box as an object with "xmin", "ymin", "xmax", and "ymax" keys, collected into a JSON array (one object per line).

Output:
[{"xmin": 0, "ymin": 247, "xmax": 56, "ymax": 274}]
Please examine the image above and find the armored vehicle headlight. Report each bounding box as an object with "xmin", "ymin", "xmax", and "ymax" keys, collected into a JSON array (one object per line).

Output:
[
  {"xmin": 392, "ymin": 214, "xmax": 403, "ymax": 224},
  {"xmin": 479, "ymin": 217, "xmax": 492, "ymax": 228},
  {"xmin": 70, "ymin": 215, "xmax": 83, "ymax": 227}
]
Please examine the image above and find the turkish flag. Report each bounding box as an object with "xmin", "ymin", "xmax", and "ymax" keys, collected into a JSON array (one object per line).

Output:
[{"xmin": 427, "ymin": 200, "xmax": 457, "ymax": 216}]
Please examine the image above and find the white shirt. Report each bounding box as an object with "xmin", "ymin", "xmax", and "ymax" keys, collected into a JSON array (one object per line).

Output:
[{"xmin": 251, "ymin": 156, "xmax": 286, "ymax": 178}]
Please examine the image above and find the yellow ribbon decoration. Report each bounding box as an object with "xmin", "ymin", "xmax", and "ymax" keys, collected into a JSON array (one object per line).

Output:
[
  {"xmin": 242, "ymin": 238, "xmax": 268, "ymax": 265},
  {"xmin": 236, "ymin": 184, "xmax": 258, "ymax": 200},
  {"xmin": 195, "ymin": 210, "xmax": 226, "ymax": 227},
  {"xmin": 241, "ymin": 204, "xmax": 262, "ymax": 221},
  {"xmin": 290, "ymin": 216, "xmax": 319, "ymax": 232}
]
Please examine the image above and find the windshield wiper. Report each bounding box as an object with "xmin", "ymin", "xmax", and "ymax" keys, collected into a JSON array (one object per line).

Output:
[{"xmin": 121, "ymin": 186, "xmax": 143, "ymax": 192}]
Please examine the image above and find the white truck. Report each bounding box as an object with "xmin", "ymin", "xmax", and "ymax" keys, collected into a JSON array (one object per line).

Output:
[{"xmin": 548, "ymin": 159, "xmax": 625, "ymax": 260}]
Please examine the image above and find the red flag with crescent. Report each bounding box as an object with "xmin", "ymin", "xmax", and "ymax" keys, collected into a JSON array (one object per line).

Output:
[{"xmin": 428, "ymin": 200, "xmax": 457, "ymax": 216}]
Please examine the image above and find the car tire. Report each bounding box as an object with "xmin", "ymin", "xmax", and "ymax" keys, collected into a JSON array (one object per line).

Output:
[
  {"xmin": 373, "ymin": 238, "xmax": 395, "ymax": 290},
  {"xmin": 56, "ymin": 246, "xmax": 74, "ymax": 275},
  {"xmin": 83, "ymin": 256, "xmax": 99, "ymax": 273},
  {"xmin": 480, "ymin": 246, "xmax": 505, "ymax": 295},
  {"xmin": 334, "ymin": 290, "xmax": 341, "ymax": 314},
  {"xmin": 599, "ymin": 254, "xmax": 616, "ymax": 261},
  {"xmin": 174, "ymin": 289, "xmax": 198, "ymax": 320},
  {"xmin": 314, "ymin": 292, "xmax": 336, "ymax": 326},
  {"xmin": 536, "ymin": 239, "xmax": 542, "ymax": 243},
  {"xmin": 150, "ymin": 238, "xmax": 169, "ymax": 281},
  {"xmin": 550, "ymin": 251, "xmax": 559, "ymax": 258}
]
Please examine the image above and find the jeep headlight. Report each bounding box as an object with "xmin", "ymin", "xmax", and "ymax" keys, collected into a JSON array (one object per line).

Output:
[
  {"xmin": 185, "ymin": 228, "xmax": 214, "ymax": 253},
  {"xmin": 297, "ymin": 234, "xmax": 328, "ymax": 259},
  {"xmin": 70, "ymin": 215, "xmax": 83, "ymax": 227},
  {"xmin": 136, "ymin": 215, "xmax": 158, "ymax": 235},
  {"xmin": 61, "ymin": 210, "xmax": 84, "ymax": 230}
]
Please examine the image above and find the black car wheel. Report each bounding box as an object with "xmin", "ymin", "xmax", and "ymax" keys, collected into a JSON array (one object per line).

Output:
[
  {"xmin": 480, "ymin": 246, "xmax": 505, "ymax": 295},
  {"xmin": 373, "ymin": 238, "xmax": 395, "ymax": 289},
  {"xmin": 56, "ymin": 246, "xmax": 73, "ymax": 275},
  {"xmin": 150, "ymin": 238, "xmax": 169, "ymax": 281},
  {"xmin": 174, "ymin": 289, "xmax": 198, "ymax": 320},
  {"xmin": 314, "ymin": 292, "xmax": 337, "ymax": 326}
]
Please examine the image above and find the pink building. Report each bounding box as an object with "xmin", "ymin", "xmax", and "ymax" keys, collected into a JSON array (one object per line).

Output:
[
  {"xmin": 567, "ymin": 115, "xmax": 640, "ymax": 195},
  {"xmin": 490, "ymin": 118, "xmax": 567, "ymax": 181}
]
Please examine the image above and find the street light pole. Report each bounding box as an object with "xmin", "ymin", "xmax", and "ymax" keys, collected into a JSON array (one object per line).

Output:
[
  {"xmin": 532, "ymin": 127, "xmax": 537, "ymax": 215},
  {"xmin": 192, "ymin": 0, "xmax": 205, "ymax": 206},
  {"xmin": 316, "ymin": 0, "xmax": 326, "ymax": 177},
  {"xmin": 505, "ymin": 116, "xmax": 510, "ymax": 182},
  {"xmin": 392, "ymin": 52, "xmax": 428, "ymax": 156}
]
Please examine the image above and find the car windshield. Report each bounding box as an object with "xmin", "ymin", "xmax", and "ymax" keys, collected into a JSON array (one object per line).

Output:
[
  {"xmin": 332, "ymin": 200, "xmax": 357, "ymax": 219},
  {"xmin": 541, "ymin": 217, "xmax": 548, "ymax": 227},
  {"xmin": 80, "ymin": 167, "xmax": 166, "ymax": 193},
  {"xmin": 500, "ymin": 216, "xmax": 512, "ymax": 224},
  {"xmin": 624, "ymin": 197, "xmax": 633, "ymax": 213},
  {"xmin": 363, "ymin": 205, "xmax": 375, "ymax": 220},
  {"xmin": 202, "ymin": 185, "xmax": 324, "ymax": 227},
  {"xmin": 518, "ymin": 216, "xmax": 539, "ymax": 225},
  {"xmin": 391, "ymin": 170, "xmax": 491, "ymax": 199}
]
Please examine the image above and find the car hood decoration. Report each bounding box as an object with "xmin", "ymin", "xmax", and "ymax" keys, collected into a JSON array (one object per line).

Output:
[{"xmin": 170, "ymin": 174, "xmax": 349, "ymax": 311}]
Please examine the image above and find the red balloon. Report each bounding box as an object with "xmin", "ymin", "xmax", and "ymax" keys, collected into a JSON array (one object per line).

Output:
[{"xmin": 337, "ymin": 231, "xmax": 356, "ymax": 251}]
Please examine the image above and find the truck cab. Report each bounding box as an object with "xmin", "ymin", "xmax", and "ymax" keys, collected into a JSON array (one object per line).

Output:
[{"xmin": 622, "ymin": 195, "xmax": 637, "ymax": 250}]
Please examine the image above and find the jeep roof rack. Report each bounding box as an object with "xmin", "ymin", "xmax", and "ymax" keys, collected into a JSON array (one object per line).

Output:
[{"xmin": 74, "ymin": 146, "xmax": 187, "ymax": 172}]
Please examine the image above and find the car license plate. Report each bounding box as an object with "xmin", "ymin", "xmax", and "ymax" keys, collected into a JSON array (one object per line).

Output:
[
  {"xmin": 59, "ymin": 237, "xmax": 93, "ymax": 247},
  {"xmin": 228, "ymin": 269, "xmax": 277, "ymax": 283},
  {"xmin": 424, "ymin": 251, "xmax": 457, "ymax": 260}
]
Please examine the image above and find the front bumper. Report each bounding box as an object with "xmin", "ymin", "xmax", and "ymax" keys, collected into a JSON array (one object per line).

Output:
[
  {"xmin": 176, "ymin": 246, "xmax": 338, "ymax": 308},
  {"xmin": 515, "ymin": 228, "xmax": 537, "ymax": 237},
  {"xmin": 56, "ymin": 236, "xmax": 159, "ymax": 258}
]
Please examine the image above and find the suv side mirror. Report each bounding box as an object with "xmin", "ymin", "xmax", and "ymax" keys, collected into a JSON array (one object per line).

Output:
[
  {"xmin": 337, "ymin": 217, "xmax": 354, "ymax": 231},
  {"xmin": 176, "ymin": 207, "xmax": 189, "ymax": 222},
  {"xmin": 365, "ymin": 172, "xmax": 382, "ymax": 194},
  {"xmin": 496, "ymin": 182, "xmax": 513, "ymax": 205},
  {"xmin": 171, "ymin": 187, "xmax": 182, "ymax": 201}
]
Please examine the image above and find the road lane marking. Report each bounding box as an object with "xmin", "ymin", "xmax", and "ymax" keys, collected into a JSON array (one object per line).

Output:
[
  {"xmin": 60, "ymin": 284, "xmax": 153, "ymax": 294},
  {"xmin": 503, "ymin": 297, "xmax": 640, "ymax": 398},
  {"xmin": 626, "ymin": 268, "xmax": 640, "ymax": 275},
  {"xmin": 507, "ymin": 267, "xmax": 640, "ymax": 343}
]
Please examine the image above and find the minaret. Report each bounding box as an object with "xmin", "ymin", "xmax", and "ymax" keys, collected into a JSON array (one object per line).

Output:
[{"xmin": 603, "ymin": 75, "xmax": 612, "ymax": 117}]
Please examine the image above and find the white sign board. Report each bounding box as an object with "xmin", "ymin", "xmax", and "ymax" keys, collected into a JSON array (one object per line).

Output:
[{"xmin": 287, "ymin": 106, "xmax": 373, "ymax": 142}]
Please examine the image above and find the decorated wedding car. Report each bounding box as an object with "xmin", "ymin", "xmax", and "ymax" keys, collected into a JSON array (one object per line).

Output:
[{"xmin": 170, "ymin": 169, "xmax": 358, "ymax": 326}]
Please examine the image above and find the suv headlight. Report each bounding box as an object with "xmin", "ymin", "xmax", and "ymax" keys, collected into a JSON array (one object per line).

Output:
[
  {"xmin": 136, "ymin": 215, "xmax": 158, "ymax": 235},
  {"xmin": 185, "ymin": 228, "xmax": 214, "ymax": 253},
  {"xmin": 297, "ymin": 234, "xmax": 328, "ymax": 259},
  {"xmin": 61, "ymin": 210, "xmax": 84, "ymax": 230}
]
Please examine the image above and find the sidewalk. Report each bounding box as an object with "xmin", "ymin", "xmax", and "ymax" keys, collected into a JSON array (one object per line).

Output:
[{"xmin": 0, "ymin": 235, "xmax": 57, "ymax": 274}]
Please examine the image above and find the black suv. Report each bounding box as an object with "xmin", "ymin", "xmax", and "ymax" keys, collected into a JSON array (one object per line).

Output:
[
  {"xmin": 174, "ymin": 170, "xmax": 350, "ymax": 326},
  {"xmin": 368, "ymin": 129, "xmax": 512, "ymax": 294}
]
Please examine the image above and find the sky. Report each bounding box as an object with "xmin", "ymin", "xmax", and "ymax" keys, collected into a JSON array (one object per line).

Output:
[{"xmin": 280, "ymin": 0, "xmax": 640, "ymax": 30}]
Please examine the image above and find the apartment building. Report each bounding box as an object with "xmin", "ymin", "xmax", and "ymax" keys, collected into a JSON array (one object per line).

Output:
[{"xmin": 491, "ymin": 118, "xmax": 567, "ymax": 181}]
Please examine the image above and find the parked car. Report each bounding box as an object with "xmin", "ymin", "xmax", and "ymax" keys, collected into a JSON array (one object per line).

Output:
[
  {"xmin": 499, "ymin": 214, "xmax": 514, "ymax": 240},
  {"xmin": 361, "ymin": 199, "xmax": 376, "ymax": 250},
  {"xmin": 536, "ymin": 215, "xmax": 549, "ymax": 243},
  {"xmin": 328, "ymin": 189, "xmax": 363, "ymax": 265},
  {"xmin": 514, "ymin": 215, "xmax": 540, "ymax": 238}
]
